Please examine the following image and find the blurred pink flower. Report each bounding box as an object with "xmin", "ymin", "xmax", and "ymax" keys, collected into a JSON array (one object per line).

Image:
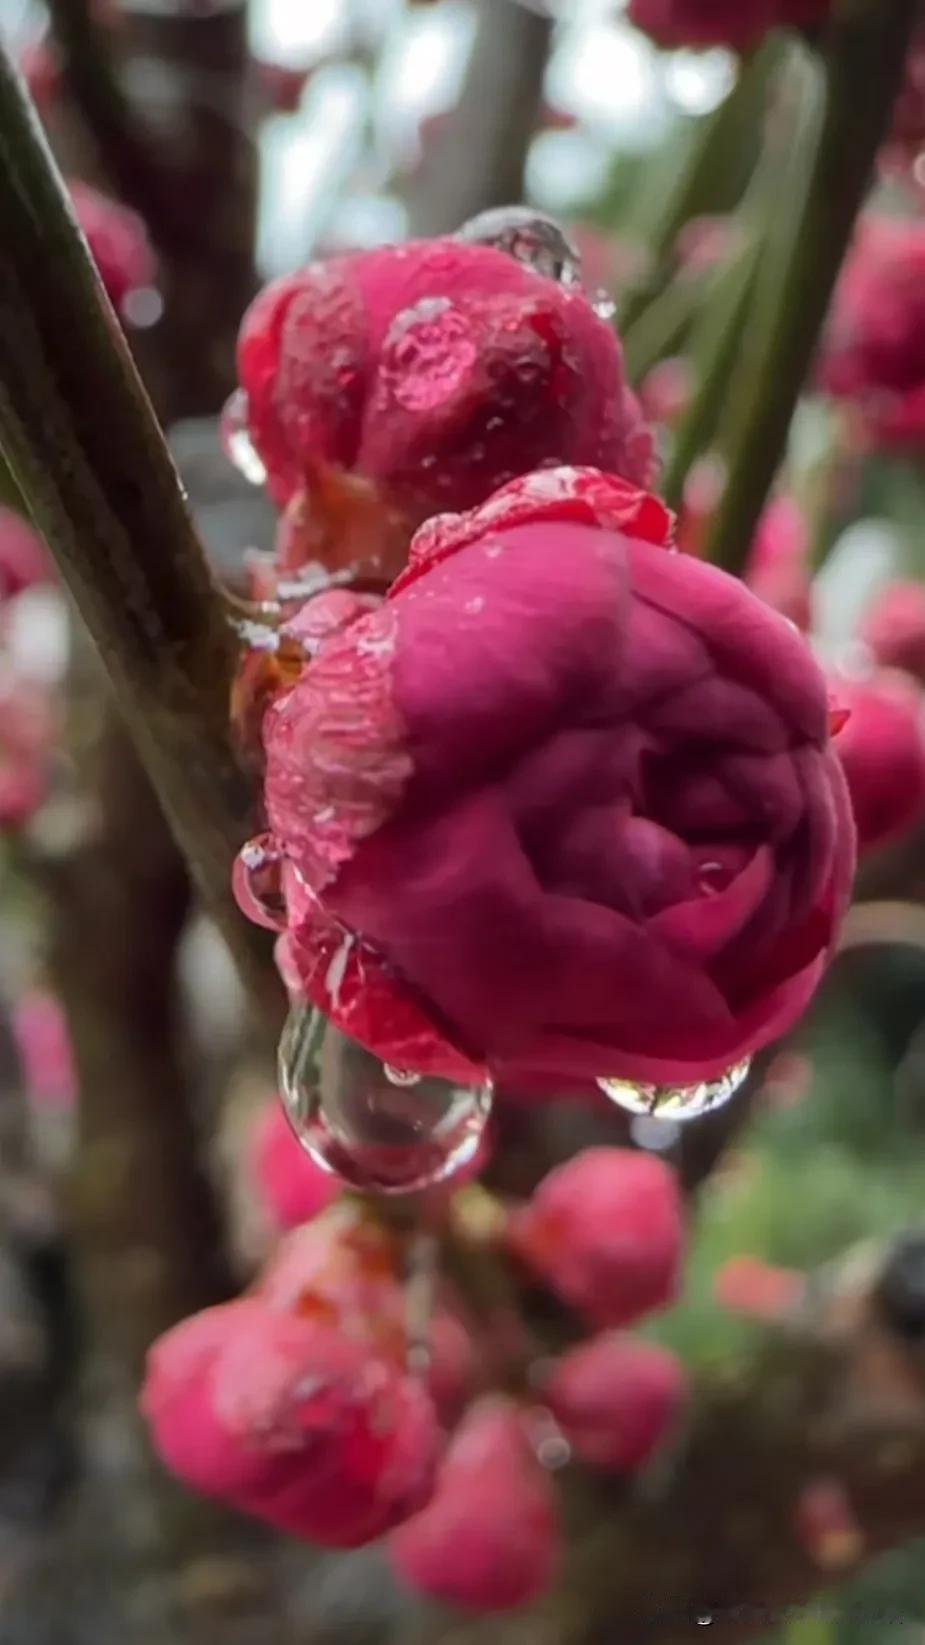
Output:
[
  {"xmin": 831, "ymin": 669, "xmax": 925, "ymax": 851},
  {"xmin": 142, "ymin": 1297, "xmax": 440, "ymax": 1547},
  {"xmin": 507, "ymin": 1148, "xmax": 684, "ymax": 1329},
  {"xmin": 819, "ymin": 217, "xmax": 925, "ymax": 451},
  {"xmin": 388, "ymin": 1397, "xmax": 559, "ymax": 1611}
]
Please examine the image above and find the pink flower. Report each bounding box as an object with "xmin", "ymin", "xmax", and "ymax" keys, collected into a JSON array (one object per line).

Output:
[
  {"xmin": 819, "ymin": 218, "xmax": 925, "ymax": 450},
  {"xmin": 831, "ymin": 670, "xmax": 925, "ymax": 851},
  {"xmin": 256, "ymin": 466, "xmax": 855, "ymax": 1089},
  {"xmin": 507, "ymin": 1148, "xmax": 683, "ymax": 1329},
  {"xmin": 235, "ymin": 241, "xmax": 653, "ymax": 581},
  {"xmin": 0, "ymin": 510, "xmax": 53, "ymax": 600},
  {"xmin": 141, "ymin": 1296, "xmax": 440, "ymax": 1547},
  {"xmin": 860, "ymin": 581, "xmax": 925, "ymax": 681},
  {"xmin": 249, "ymin": 1100, "xmax": 340, "ymax": 1231},
  {"xmin": 387, "ymin": 1397, "xmax": 559, "ymax": 1611},
  {"xmin": 744, "ymin": 496, "xmax": 812, "ymax": 632},
  {"xmin": 68, "ymin": 181, "xmax": 156, "ymax": 318},
  {"xmin": 12, "ymin": 990, "xmax": 76, "ymax": 1111},
  {"xmin": 543, "ymin": 1333, "xmax": 687, "ymax": 1471},
  {"xmin": 628, "ymin": 0, "xmax": 828, "ymax": 51}
]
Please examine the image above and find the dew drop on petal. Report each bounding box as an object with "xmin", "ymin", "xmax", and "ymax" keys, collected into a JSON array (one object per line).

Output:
[
  {"xmin": 231, "ymin": 832, "xmax": 287, "ymax": 931},
  {"xmin": 696, "ymin": 859, "xmax": 731, "ymax": 896},
  {"xmin": 591, "ymin": 290, "xmax": 617, "ymax": 321},
  {"xmin": 456, "ymin": 206, "xmax": 582, "ymax": 287},
  {"xmin": 597, "ymin": 1059, "xmax": 751, "ymax": 1123},
  {"xmin": 220, "ymin": 388, "xmax": 268, "ymax": 486},
  {"xmin": 278, "ymin": 1004, "xmax": 493, "ymax": 1194}
]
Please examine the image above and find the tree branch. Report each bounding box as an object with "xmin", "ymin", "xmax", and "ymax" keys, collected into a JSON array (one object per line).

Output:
[
  {"xmin": 0, "ymin": 43, "xmax": 278, "ymax": 1017},
  {"xmin": 405, "ymin": 0, "xmax": 551, "ymax": 237}
]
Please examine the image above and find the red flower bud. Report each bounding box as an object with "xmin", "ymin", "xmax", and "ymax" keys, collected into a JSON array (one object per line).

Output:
[
  {"xmin": 0, "ymin": 509, "xmax": 53, "ymax": 601},
  {"xmin": 388, "ymin": 1397, "xmax": 560, "ymax": 1611},
  {"xmin": 543, "ymin": 1332, "xmax": 687, "ymax": 1471},
  {"xmin": 68, "ymin": 181, "xmax": 156, "ymax": 319},
  {"xmin": 235, "ymin": 240, "xmax": 653, "ymax": 579},
  {"xmin": 257, "ymin": 466, "xmax": 854, "ymax": 1089},
  {"xmin": 141, "ymin": 1298, "xmax": 440, "ymax": 1547},
  {"xmin": 819, "ymin": 217, "xmax": 925, "ymax": 452},
  {"xmin": 507, "ymin": 1148, "xmax": 684, "ymax": 1329},
  {"xmin": 860, "ymin": 581, "xmax": 925, "ymax": 681},
  {"xmin": 249, "ymin": 1100, "xmax": 340, "ymax": 1231},
  {"xmin": 831, "ymin": 670, "xmax": 925, "ymax": 851}
]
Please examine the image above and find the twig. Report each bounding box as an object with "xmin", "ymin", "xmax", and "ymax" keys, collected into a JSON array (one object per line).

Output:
[{"xmin": 0, "ymin": 43, "xmax": 278, "ymax": 1018}]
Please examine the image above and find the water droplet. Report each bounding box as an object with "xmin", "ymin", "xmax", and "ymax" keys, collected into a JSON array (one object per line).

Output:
[
  {"xmin": 278, "ymin": 1004, "xmax": 493, "ymax": 1194},
  {"xmin": 630, "ymin": 1115, "xmax": 681, "ymax": 1153},
  {"xmin": 381, "ymin": 298, "xmax": 477, "ymax": 412},
  {"xmin": 456, "ymin": 206, "xmax": 582, "ymax": 287},
  {"xmin": 591, "ymin": 290, "xmax": 616, "ymax": 321},
  {"xmin": 696, "ymin": 859, "xmax": 730, "ymax": 895},
  {"xmin": 384, "ymin": 1065, "xmax": 422, "ymax": 1088},
  {"xmin": 220, "ymin": 388, "xmax": 268, "ymax": 486},
  {"xmin": 231, "ymin": 832, "xmax": 287, "ymax": 931},
  {"xmin": 696, "ymin": 1617, "xmax": 713, "ymax": 1628},
  {"xmin": 598, "ymin": 1059, "xmax": 751, "ymax": 1123}
]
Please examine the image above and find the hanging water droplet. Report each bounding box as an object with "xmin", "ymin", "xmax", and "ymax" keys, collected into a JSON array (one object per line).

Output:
[
  {"xmin": 278, "ymin": 1004, "xmax": 493, "ymax": 1194},
  {"xmin": 220, "ymin": 388, "xmax": 268, "ymax": 486},
  {"xmin": 456, "ymin": 206, "xmax": 582, "ymax": 287},
  {"xmin": 591, "ymin": 290, "xmax": 617, "ymax": 321},
  {"xmin": 597, "ymin": 1059, "xmax": 751, "ymax": 1123},
  {"xmin": 231, "ymin": 832, "xmax": 287, "ymax": 931},
  {"xmin": 384, "ymin": 1065, "xmax": 422, "ymax": 1088}
]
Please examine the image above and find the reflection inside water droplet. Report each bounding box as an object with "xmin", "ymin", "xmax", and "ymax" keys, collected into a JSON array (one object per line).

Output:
[
  {"xmin": 231, "ymin": 832, "xmax": 286, "ymax": 930},
  {"xmin": 278, "ymin": 1004, "xmax": 493, "ymax": 1193},
  {"xmin": 221, "ymin": 388, "xmax": 268, "ymax": 486},
  {"xmin": 456, "ymin": 206, "xmax": 582, "ymax": 287},
  {"xmin": 598, "ymin": 1059, "xmax": 751, "ymax": 1122}
]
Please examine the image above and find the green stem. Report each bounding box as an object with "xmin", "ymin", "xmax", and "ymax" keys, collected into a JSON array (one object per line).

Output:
[
  {"xmin": 0, "ymin": 44, "xmax": 278, "ymax": 1018},
  {"xmin": 662, "ymin": 236, "xmax": 762, "ymax": 510},
  {"xmin": 704, "ymin": 0, "xmax": 918, "ymax": 577},
  {"xmin": 617, "ymin": 39, "xmax": 779, "ymax": 339}
]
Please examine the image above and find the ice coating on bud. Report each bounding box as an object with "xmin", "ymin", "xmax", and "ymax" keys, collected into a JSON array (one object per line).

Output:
[
  {"xmin": 831, "ymin": 670, "xmax": 925, "ymax": 851},
  {"xmin": 507, "ymin": 1148, "xmax": 684, "ymax": 1329},
  {"xmin": 543, "ymin": 1333, "xmax": 687, "ymax": 1472},
  {"xmin": 387, "ymin": 1398, "xmax": 560, "ymax": 1612},
  {"xmin": 249, "ymin": 1098, "xmax": 340, "ymax": 1231},
  {"xmin": 141, "ymin": 1297, "xmax": 440, "ymax": 1547}
]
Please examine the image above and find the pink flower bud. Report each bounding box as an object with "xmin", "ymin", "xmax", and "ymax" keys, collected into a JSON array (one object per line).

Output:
[
  {"xmin": 12, "ymin": 989, "xmax": 76, "ymax": 1111},
  {"xmin": 68, "ymin": 181, "xmax": 156, "ymax": 319},
  {"xmin": 819, "ymin": 217, "xmax": 925, "ymax": 452},
  {"xmin": 543, "ymin": 1332, "xmax": 687, "ymax": 1472},
  {"xmin": 713, "ymin": 1255, "xmax": 805, "ymax": 1320},
  {"xmin": 507, "ymin": 1148, "xmax": 684, "ymax": 1329},
  {"xmin": 860, "ymin": 581, "xmax": 925, "ymax": 681},
  {"xmin": 0, "ymin": 510, "xmax": 53, "ymax": 600},
  {"xmin": 831, "ymin": 670, "xmax": 925, "ymax": 851},
  {"xmin": 141, "ymin": 1297, "xmax": 440, "ymax": 1547},
  {"xmin": 249, "ymin": 1099, "xmax": 340, "ymax": 1231},
  {"xmin": 745, "ymin": 496, "xmax": 812, "ymax": 632},
  {"xmin": 258, "ymin": 465, "xmax": 854, "ymax": 1091},
  {"xmin": 388, "ymin": 1397, "xmax": 560, "ymax": 1611},
  {"xmin": 235, "ymin": 239, "xmax": 653, "ymax": 583}
]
